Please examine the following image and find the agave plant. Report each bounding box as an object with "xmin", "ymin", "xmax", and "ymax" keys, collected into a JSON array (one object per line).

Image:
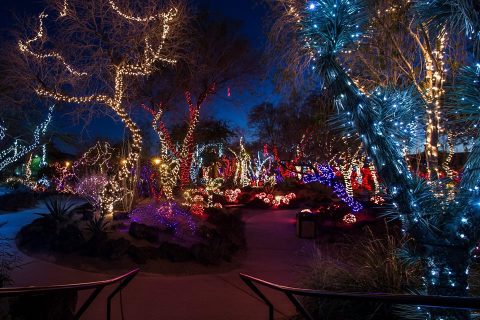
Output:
[
  {"xmin": 86, "ymin": 215, "xmax": 110, "ymax": 237},
  {"xmin": 38, "ymin": 197, "xmax": 79, "ymax": 222}
]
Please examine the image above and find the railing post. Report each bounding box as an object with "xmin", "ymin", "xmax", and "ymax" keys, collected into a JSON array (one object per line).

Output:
[
  {"xmin": 75, "ymin": 287, "xmax": 104, "ymax": 319},
  {"xmin": 107, "ymin": 271, "xmax": 138, "ymax": 320},
  {"xmin": 285, "ymin": 292, "xmax": 314, "ymax": 320}
]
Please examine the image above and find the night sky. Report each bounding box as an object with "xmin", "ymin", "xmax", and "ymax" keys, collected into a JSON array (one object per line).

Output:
[{"xmin": 0, "ymin": 0, "xmax": 281, "ymax": 148}]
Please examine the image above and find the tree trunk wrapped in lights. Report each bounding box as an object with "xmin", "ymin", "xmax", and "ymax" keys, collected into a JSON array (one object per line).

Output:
[
  {"xmin": 142, "ymin": 85, "xmax": 215, "ymax": 191},
  {"xmin": 270, "ymin": 0, "xmax": 480, "ymax": 318},
  {"xmin": 17, "ymin": 0, "xmax": 183, "ymax": 214},
  {"xmin": 0, "ymin": 105, "xmax": 54, "ymax": 172}
]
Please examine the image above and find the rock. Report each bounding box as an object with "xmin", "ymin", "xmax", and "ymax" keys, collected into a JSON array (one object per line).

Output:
[
  {"xmin": 81, "ymin": 233, "xmax": 108, "ymax": 257},
  {"xmin": 127, "ymin": 245, "xmax": 157, "ymax": 264},
  {"xmin": 72, "ymin": 203, "xmax": 95, "ymax": 220},
  {"xmin": 16, "ymin": 217, "xmax": 58, "ymax": 250},
  {"xmin": 191, "ymin": 243, "xmax": 221, "ymax": 265},
  {"xmin": 52, "ymin": 224, "xmax": 85, "ymax": 253},
  {"xmin": 113, "ymin": 211, "xmax": 130, "ymax": 221},
  {"xmin": 102, "ymin": 238, "xmax": 131, "ymax": 260},
  {"xmin": 158, "ymin": 242, "xmax": 192, "ymax": 262},
  {"xmin": 129, "ymin": 222, "xmax": 159, "ymax": 243}
]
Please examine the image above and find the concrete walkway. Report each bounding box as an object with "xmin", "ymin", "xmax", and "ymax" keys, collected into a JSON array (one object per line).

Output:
[{"xmin": 1, "ymin": 206, "xmax": 315, "ymax": 319}]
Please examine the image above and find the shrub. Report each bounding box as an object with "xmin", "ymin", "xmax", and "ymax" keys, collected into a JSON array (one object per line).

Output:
[
  {"xmin": 237, "ymin": 192, "xmax": 252, "ymax": 204},
  {"xmin": 196, "ymin": 208, "xmax": 246, "ymax": 264},
  {"xmin": 299, "ymin": 224, "xmax": 422, "ymax": 320},
  {"xmin": 275, "ymin": 177, "xmax": 301, "ymax": 192},
  {"xmin": 86, "ymin": 215, "xmax": 110, "ymax": 237},
  {"xmin": 38, "ymin": 197, "xmax": 79, "ymax": 222}
]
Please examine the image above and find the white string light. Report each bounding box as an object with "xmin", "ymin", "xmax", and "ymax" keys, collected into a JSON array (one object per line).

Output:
[
  {"xmin": 21, "ymin": 3, "xmax": 179, "ymax": 214},
  {"xmin": 18, "ymin": 13, "xmax": 88, "ymax": 77},
  {"xmin": 0, "ymin": 105, "xmax": 54, "ymax": 172}
]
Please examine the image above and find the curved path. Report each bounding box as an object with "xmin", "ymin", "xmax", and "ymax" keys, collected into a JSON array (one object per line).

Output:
[{"xmin": 1, "ymin": 206, "xmax": 315, "ymax": 319}]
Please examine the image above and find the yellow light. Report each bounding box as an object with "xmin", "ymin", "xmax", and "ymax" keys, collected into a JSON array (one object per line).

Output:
[
  {"xmin": 20, "ymin": 4, "xmax": 179, "ymax": 215},
  {"xmin": 153, "ymin": 158, "xmax": 161, "ymax": 165},
  {"xmin": 65, "ymin": 161, "xmax": 71, "ymax": 167}
]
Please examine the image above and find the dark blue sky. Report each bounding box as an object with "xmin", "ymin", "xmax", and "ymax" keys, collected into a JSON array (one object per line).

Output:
[{"xmin": 0, "ymin": 0, "xmax": 281, "ymax": 147}]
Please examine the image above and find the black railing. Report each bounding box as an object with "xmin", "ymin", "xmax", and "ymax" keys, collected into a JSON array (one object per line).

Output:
[
  {"xmin": 240, "ymin": 273, "xmax": 480, "ymax": 320},
  {"xmin": 0, "ymin": 268, "xmax": 140, "ymax": 320}
]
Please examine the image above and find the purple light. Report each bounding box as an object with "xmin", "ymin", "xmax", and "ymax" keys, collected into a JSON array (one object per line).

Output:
[
  {"xmin": 303, "ymin": 164, "xmax": 363, "ymax": 212},
  {"xmin": 130, "ymin": 201, "xmax": 198, "ymax": 236}
]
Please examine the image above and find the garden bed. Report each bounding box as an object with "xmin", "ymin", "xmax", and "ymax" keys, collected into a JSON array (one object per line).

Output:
[{"xmin": 16, "ymin": 202, "xmax": 246, "ymax": 275}]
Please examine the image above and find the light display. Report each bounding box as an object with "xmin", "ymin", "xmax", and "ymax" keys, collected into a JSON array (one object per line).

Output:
[
  {"xmin": 182, "ymin": 179, "xmax": 223, "ymax": 216},
  {"xmin": 289, "ymin": 0, "xmax": 480, "ymax": 304},
  {"xmin": 251, "ymin": 151, "xmax": 275, "ymax": 187},
  {"xmin": 0, "ymin": 105, "xmax": 54, "ymax": 172},
  {"xmin": 230, "ymin": 138, "xmax": 252, "ymax": 187},
  {"xmin": 190, "ymin": 143, "xmax": 224, "ymax": 184},
  {"xmin": 224, "ymin": 189, "xmax": 241, "ymax": 203},
  {"xmin": 137, "ymin": 165, "xmax": 161, "ymax": 199},
  {"xmin": 18, "ymin": 13, "xmax": 88, "ymax": 77},
  {"xmin": 75, "ymin": 174, "xmax": 108, "ymax": 210},
  {"xmin": 255, "ymin": 192, "xmax": 296, "ymax": 208},
  {"xmin": 157, "ymin": 156, "xmax": 180, "ymax": 200},
  {"xmin": 303, "ymin": 164, "xmax": 363, "ymax": 212},
  {"xmin": 342, "ymin": 213, "xmax": 357, "ymax": 224},
  {"xmin": 20, "ymin": 2, "xmax": 179, "ymax": 214},
  {"xmin": 130, "ymin": 201, "xmax": 198, "ymax": 236},
  {"xmin": 53, "ymin": 141, "xmax": 114, "ymax": 195},
  {"xmin": 142, "ymin": 86, "xmax": 215, "ymax": 189}
]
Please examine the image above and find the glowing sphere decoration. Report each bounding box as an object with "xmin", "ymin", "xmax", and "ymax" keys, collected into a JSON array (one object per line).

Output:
[{"xmin": 343, "ymin": 213, "xmax": 357, "ymax": 224}]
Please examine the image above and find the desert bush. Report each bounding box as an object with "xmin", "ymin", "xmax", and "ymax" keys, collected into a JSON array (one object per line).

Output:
[
  {"xmin": 196, "ymin": 208, "xmax": 246, "ymax": 264},
  {"xmin": 299, "ymin": 224, "xmax": 422, "ymax": 320},
  {"xmin": 275, "ymin": 177, "xmax": 301, "ymax": 192},
  {"xmin": 86, "ymin": 215, "xmax": 110, "ymax": 237},
  {"xmin": 237, "ymin": 192, "xmax": 253, "ymax": 204},
  {"xmin": 38, "ymin": 197, "xmax": 80, "ymax": 222}
]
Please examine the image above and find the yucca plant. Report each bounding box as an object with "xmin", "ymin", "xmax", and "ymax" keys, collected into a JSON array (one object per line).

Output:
[
  {"xmin": 86, "ymin": 215, "xmax": 110, "ymax": 237},
  {"xmin": 38, "ymin": 197, "xmax": 79, "ymax": 222}
]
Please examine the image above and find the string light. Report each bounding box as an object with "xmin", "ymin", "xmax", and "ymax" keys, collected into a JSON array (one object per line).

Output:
[
  {"xmin": 255, "ymin": 192, "xmax": 296, "ymax": 208},
  {"xmin": 224, "ymin": 189, "xmax": 241, "ymax": 203},
  {"xmin": 21, "ymin": 4, "xmax": 179, "ymax": 214},
  {"xmin": 108, "ymin": 0, "xmax": 175, "ymax": 23},
  {"xmin": 230, "ymin": 138, "xmax": 252, "ymax": 187},
  {"xmin": 59, "ymin": 0, "xmax": 68, "ymax": 17},
  {"xmin": 130, "ymin": 201, "xmax": 198, "ymax": 236},
  {"xmin": 18, "ymin": 13, "xmax": 88, "ymax": 77},
  {"xmin": 303, "ymin": 164, "xmax": 363, "ymax": 212},
  {"xmin": 295, "ymin": 0, "xmax": 480, "ymax": 300},
  {"xmin": 0, "ymin": 105, "xmax": 54, "ymax": 172},
  {"xmin": 343, "ymin": 213, "xmax": 357, "ymax": 224}
]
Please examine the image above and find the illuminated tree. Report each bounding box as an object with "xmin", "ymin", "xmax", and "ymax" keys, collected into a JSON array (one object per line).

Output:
[
  {"xmin": 229, "ymin": 138, "xmax": 252, "ymax": 187},
  {"xmin": 16, "ymin": 0, "xmax": 183, "ymax": 214},
  {"xmin": 269, "ymin": 0, "xmax": 480, "ymax": 318},
  {"xmin": 0, "ymin": 105, "xmax": 54, "ymax": 172},
  {"xmin": 342, "ymin": 0, "xmax": 472, "ymax": 180},
  {"xmin": 140, "ymin": 11, "xmax": 259, "ymax": 188}
]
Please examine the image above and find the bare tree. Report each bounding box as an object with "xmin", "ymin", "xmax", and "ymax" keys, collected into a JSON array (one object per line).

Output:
[{"xmin": 14, "ymin": 0, "xmax": 186, "ymax": 214}]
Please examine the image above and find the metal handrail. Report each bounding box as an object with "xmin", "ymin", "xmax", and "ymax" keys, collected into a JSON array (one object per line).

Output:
[
  {"xmin": 240, "ymin": 273, "xmax": 480, "ymax": 320},
  {"xmin": 0, "ymin": 268, "xmax": 140, "ymax": 320}
]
